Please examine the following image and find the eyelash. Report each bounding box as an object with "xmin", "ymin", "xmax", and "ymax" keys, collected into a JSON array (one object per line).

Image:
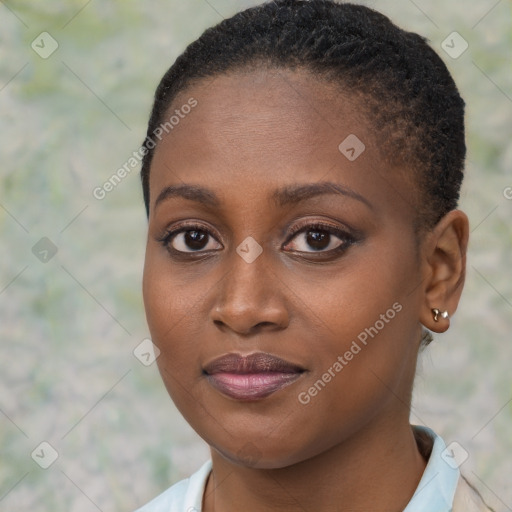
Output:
[{"xmin": 157, "ymin": 221, "xmax": 357, "ymax": 258}]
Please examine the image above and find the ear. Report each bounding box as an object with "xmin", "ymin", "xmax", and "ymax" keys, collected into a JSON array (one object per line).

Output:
[{"xmin": 419, "ymin": 209, "xmax": 469, "ymax": 333}]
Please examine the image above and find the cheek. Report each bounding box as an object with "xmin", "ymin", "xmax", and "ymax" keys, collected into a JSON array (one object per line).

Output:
[
  {"xmin": 142, "ymin": 256, "xmax": 205, "ymax": 417},
  {"xmin": 294, "ymin": 245, "xmax": 419, "ymax": 399},
  {"xmin": 143, "ymin": 250, "xmax": 192, "ymax": 359},
  {"xmin": 142, "ymin": 247, "xmax": 219, "ymax": 383},
  {"xmin": 289, "ymin": 293, "xmax": 416, "ymax": 461},
  {"xmin": 299, "ymin": 251, "xmax": 408, "ymax": 348}
]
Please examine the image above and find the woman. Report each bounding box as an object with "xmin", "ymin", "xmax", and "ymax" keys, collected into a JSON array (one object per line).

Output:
[{"xmin": 135, "ymin": 1, "xmax": 493, "ymax": 510}]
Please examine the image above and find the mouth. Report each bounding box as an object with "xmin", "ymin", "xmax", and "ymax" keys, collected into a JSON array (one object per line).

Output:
[{"xmin": 203, "ymin": 352, "xmax": 305, "ymax": 401}]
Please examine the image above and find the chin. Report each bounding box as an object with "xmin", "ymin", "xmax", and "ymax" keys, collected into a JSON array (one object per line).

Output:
[{"xmin": 208, "ymin": 436, "xmax": 315, "ymax": 470}]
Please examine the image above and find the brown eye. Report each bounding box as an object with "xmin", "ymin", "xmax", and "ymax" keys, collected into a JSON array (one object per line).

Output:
[
  {"xmin": 284, "ymin": 223, "xmax": 354, "ymax": 254},
  {"xmin": 160, "ymin": 224, "xmax": 222, "ymax": 253}
]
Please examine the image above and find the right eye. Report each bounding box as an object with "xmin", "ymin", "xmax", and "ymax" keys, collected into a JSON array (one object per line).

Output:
[{"xmin": 159, "ymin": 223, "xmax": 223, "ymax": 254}]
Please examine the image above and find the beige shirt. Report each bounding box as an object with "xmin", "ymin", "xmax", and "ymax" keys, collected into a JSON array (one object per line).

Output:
[{"xmin": 453, "ymin": 474, "xmax": 494, "ymax": 511}]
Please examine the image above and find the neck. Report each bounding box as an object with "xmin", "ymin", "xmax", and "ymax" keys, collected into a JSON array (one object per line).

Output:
[{"xmin": 203, "ymin": 418, "xmax": 427, "ymax": 512}]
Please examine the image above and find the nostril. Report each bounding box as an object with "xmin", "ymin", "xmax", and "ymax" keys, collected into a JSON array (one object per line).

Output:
[{"xmin": 254, "ymin": 321, "xmax": 273, "ymax": 329}]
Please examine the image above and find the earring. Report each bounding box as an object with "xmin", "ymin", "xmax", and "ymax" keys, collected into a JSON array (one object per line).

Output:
[{"xmin": 432, "ymin": 308, "xmax": 449, "ymax": 322}]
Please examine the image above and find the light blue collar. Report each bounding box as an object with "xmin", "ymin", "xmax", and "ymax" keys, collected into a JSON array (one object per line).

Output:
[
  {"xmin": 148, "ymin": 425, "xmax": 461, "ymax": 512},
  {"xmin": 403, "ymin": 425, "xmax": 460, "ymax": 511}
]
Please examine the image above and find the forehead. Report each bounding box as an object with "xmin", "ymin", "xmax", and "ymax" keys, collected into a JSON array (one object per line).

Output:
[
  {"xmin": 148, "ymin": 67, "xmax": 411, "ymax": 220},
  {"xmin": 166, "ymin": 67, "xmax": 369, "ymax": 158}
]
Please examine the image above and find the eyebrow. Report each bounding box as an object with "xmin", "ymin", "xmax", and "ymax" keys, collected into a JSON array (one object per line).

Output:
[{"xmin": 154, "ymin": 181, "xmax": 373, "ymax": 210}]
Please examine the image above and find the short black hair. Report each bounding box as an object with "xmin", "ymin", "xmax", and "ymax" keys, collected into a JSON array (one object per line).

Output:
[{"xmin": 140, "ymin": 0, "xmax": 465, "ymax": 232}]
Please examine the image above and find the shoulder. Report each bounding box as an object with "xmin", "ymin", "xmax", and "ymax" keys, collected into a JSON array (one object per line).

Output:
[
  {"xmin": 408, "ymin": 426, "xmax": 494, "ymax": 512},
  {"xmin": 134, "ymin": 460, "xmax": 212, "ymax": 512},
  {"xmin": 453, "ymin": 474, "xmax": 495, "ymax": 512},
  {"xmin": 134, "ymin": 478, "xmax": 189, "ymax": 512}
]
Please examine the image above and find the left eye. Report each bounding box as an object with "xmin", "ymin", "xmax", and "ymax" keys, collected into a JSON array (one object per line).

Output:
[{"xmin": 284, "ymin": 224, "xmax": 352, "ymax": 253}]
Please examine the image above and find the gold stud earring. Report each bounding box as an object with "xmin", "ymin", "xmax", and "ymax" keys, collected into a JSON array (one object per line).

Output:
[{"xmin": 432, "ymin": 308, "xmax": 449, "ymax": 322}]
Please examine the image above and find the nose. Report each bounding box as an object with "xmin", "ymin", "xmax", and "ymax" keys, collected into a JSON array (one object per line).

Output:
[{"xmin": 211, "ymin": 248, "xmax": 289, "ymax": 336}]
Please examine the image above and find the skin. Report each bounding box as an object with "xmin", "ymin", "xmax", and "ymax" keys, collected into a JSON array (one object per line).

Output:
[{"xmin": 142, "ymin": 67, "xmax": 469, "ymax": 511}]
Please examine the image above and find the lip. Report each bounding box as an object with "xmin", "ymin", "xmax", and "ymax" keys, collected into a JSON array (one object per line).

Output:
[{"xmin": 203, "ymin": 352, "xmax": 305, "ymax": 401}]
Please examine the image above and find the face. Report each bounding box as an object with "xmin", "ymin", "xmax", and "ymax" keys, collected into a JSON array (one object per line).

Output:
[{"xmin": 142, "ymin": 67, "xmax": 426, "ymax": 469}]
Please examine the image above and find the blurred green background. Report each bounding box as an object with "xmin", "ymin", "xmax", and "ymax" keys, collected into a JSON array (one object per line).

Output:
[{"xmin": 0, "ymin": 1, "xmax": 511, "ymax": 510}]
